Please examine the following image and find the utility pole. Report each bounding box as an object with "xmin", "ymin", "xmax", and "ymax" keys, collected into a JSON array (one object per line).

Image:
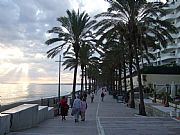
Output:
[{"xmin": 55, "ymin": 54, "xmax": 61, "ymax": 115}]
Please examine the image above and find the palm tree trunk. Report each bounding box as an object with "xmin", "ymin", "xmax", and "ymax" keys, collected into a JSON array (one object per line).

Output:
[
  {"xmin": 115, "ymin": 69, "xmax": 118, "ymax": 95},
  {"xmin": 91, "ymin": 78, "xmax": 93, "ymax": 93},
  {"xmin": 118, "ymin": 64, "xmax": 122, "ymax": 96},
  {"xmin": 80, "ymin": 65, "xmax": 84, "ymax": 97},
  {"xmin": 129, "ymin": 46, "xmax": 135, "ymax": 108},
  {"xmin": 112, "ymin": 69, "xmax": 115, "ymax": 97},
  {"xmin": 88, "ymin": 78, "xmax": 91, "ymax": 94},
  {"xmin": 123, "ymin": 55, "xmax": 127, "ymax": 94},
  {"xmin": 85, "ymin": 66, "xmax": 88, "ymax": 92},
  {"xmin": 72, "ymin": 63, "xmax": 78, "ymax": 102},
  {"xmin": 135, "ymin": 40, "xmax": 146, "ymax": 116},
  {"xmin": 72, "ymin": 49, "xmax": 79, "ymax": 103}
]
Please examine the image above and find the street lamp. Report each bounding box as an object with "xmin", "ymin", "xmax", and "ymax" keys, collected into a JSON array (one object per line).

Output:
[
  {"xmin": 165, "ymin": 84, "xmax": 170, "ymax": 107},
  {"xmin": 55, "ymin": 54, "xmax": 62, "ymax": 115}
]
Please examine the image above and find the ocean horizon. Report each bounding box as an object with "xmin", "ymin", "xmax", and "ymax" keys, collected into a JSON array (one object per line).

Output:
[{"xmin": 0, "ymin": 83, "xmax": 80, "ymax": 105}]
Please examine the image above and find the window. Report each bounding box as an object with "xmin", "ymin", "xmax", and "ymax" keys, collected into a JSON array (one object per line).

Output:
[
  {"xmin": 157, "ymin": 52, "xmax": 160, "ymax": 58},
  {"xmin": 142, "ymin": 75, "xmax": 147, "ymax": 82},
  {"xmin": 170, "ymin": 51, "xmax": 175, "ymax": 56}
]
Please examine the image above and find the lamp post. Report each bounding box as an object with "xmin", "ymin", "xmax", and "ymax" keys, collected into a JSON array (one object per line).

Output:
[
  {"xmin": 55, "ymin": 54, "xmax": 61, "ymax": 115},
  {"xmin": 153, "ymin": 83, "xmax": 156, "ymax": 103},
  {"xmin": 165, "ymin": 84, "xmax": 170, "ymax": 107}
]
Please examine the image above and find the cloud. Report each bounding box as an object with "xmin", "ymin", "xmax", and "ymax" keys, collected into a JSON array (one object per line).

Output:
[{"xmin": 0, "ymin": 0, "xmax": 108, "ymax": 83}]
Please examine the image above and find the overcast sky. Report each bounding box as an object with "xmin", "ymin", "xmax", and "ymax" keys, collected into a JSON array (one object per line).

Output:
[
  {"xmin": 0, "ymin": 0, "xmax": 166, "ymax": 84},
  {"xmin": 0, "ymin": 0, "xmax": 110, "ymax": 84}
]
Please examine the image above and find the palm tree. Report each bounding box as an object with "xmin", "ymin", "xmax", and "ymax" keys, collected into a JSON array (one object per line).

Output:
[
  {"xmin": 126, "ymin": 0, "xmax": 176, "ymax": 115},
  {"xmin": 45, "ymin": 9, "xmax": 96, "ymax": 102},
  {"xmin": 94, "ymin": 0, "xmax": 176, "ymax": 115},
  {"xmin": 62, "ymin": 44, "xmax": 98, "ymax": 96}
]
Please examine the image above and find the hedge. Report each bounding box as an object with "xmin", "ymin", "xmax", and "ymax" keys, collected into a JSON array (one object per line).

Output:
[{"xmin": 142, "ymin": 66, "xmax": 180, "ymax": 75}]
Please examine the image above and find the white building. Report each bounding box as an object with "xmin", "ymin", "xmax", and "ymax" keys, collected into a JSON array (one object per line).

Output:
[{"xmin": 150, "ymin": 0, "xmax": 180, "ymax": 66}]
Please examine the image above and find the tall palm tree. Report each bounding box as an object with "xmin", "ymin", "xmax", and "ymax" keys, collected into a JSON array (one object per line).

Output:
[
  {"xmin": 94, "ymin": 0, "xmax": 176, "ymax": 115},
  {"xmin": 62, "ymin": 44, "xmax": 98, "ymax": 96},
  {"xmin": 45, "ymin": 9, "xmax": 96, "ymax": 102}
]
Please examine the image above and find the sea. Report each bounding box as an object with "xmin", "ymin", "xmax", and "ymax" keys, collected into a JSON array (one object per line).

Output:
[{"xmin": 0, "ymin": 83, "xmax": 80, "ymax": 105}]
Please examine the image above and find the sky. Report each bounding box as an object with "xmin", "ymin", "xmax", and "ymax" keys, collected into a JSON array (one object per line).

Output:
[
  {"xmin": 0, "ymin": 0, "xmax": 109, "ymax": 84},
  {"xmin": 0, "ymin": 0, "xmax": 166, "ymax": 84}
]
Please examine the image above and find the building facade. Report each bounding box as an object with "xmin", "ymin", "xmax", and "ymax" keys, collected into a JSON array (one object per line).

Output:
[{"xmin": 149, "ymin": 0, "xmax": 180, "ymax": 66}]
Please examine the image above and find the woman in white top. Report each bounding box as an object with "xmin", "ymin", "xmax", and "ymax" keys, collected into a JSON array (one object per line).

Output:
[{"xmin": 72, "ymin": 95, "xmax": 81, "ymax": 122}]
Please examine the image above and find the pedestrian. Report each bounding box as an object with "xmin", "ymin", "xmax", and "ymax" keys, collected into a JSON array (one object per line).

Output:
[
  {"xmin": 83, "ymin": 92, "xmax": 87, "ymax": 101},
  {"xmin": 101, "ymin": 92, "xmax": 105, "ymax": 102},
  {"xmin": 80, "ymin": 98, "xmax": 87, "ymax": 121},
  {"xmin": 60, "ymin": 96, "xmax": 69, "ymax": 120},
  {"xmin": 72, "ymin": 95, "xmax": 81, "ymax": 123},
  {"xmin": 90, "ymin": 92, "xmax": 94, "ymax": 103},
  {"xmin": 125, "ymin": 91, "xmax": 130, "ymax": 103}
]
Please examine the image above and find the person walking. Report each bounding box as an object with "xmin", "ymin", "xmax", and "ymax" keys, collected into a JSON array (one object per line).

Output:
[
  {"xmin": 72, "ymin": 95, "xmax": 81, "ymax": 123},
  {"xmin": 101, "ymin": 91, "xmax": 105, "ymax": 102},
  {"xmin": 59, "ymin": 96, "xmax": 69, "ymax": 120},
  {"xmin": 90, "ymin": 92, "xmax": 94, "ymax": 103},
  {"xmin": 83, "ymin": 91, "xmax": 87, "ymax": 101},
  {"xmin": 80, "ymin": 98, "xmax": 87, "ymax": 121}
]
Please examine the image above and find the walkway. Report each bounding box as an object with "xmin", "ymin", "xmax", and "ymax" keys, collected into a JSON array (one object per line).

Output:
[{"xmin": 8, "ymin": 90, "xmax": 180, "ymax": 135}]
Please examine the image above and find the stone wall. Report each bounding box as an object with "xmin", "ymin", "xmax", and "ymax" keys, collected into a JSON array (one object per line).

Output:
[
  {"xmin": 0, "ymin": 97, "xmax": 58, "ymax": 112},
  {"xmin": 135, "ymin": 100, "xmax": 170, "ymax": 117}
]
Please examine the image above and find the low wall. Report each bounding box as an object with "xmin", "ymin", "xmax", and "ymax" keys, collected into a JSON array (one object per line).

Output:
[
  {"xmin": 135, "ymin": 100, "xmax": 170, "ymax": 117},
  {"xmin": 0, "ymin": 95, "xmax": 73, "ymax": 113},
  {"xmin": 0, "ymin": 113, "xmax": 11, "ymax": 135},
  {"xmin": 1, "ymin": 104, "xmax": 38, "ymax": 131},
  {"xmin": 47, "ymin": 107, "xmax": 54, "ymax": 119},
  {"xmin": 0, "ymin": 97, "xmax": 58, "ymax": 113},
  {"xmin": 38, "ymin": 106, "xmax": 48, "ymax": 123}
]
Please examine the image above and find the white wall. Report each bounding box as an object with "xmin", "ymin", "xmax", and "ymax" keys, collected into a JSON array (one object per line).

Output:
[{"xmin": 142, "ymin": 74, "xmax": 180, "ymax": 86}]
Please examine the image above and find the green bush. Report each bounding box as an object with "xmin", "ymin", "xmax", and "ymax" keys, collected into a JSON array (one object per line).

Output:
[{"xmin": 142, "ymin": 66, "xmax": 180, "ymax": 74}]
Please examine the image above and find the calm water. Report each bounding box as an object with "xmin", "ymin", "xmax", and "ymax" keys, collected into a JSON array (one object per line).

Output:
[{"xmin": 0, "ymin": 83, "xmax": 80, "ymax": 105}]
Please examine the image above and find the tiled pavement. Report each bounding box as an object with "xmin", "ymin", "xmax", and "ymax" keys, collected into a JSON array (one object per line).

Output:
[{"xmin": 8, "ymin": 90, "xmax": 180, "ymax": 135}]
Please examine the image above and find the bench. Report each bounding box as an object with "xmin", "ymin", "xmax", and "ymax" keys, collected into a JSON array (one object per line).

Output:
[{"xmin": 1, "ymin": 104, "xmax": 38, "ymax": 131}]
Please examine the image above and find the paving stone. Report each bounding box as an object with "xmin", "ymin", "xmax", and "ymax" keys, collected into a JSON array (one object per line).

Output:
[{"xmin": 7, "ymin": 90, "xmax": 180, "ymax": 135}]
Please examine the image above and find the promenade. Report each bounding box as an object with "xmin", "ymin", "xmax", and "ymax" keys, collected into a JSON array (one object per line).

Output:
[{"xmin": 8, "ymin": 90, "xmax": 180, "ymax": 135}]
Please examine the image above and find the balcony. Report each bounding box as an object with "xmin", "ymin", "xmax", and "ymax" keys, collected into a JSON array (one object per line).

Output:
[
  {"xmin": 166, "ymin": 44, "xmax": 178, "ymax": 50},
  {"xmin": 161, "ymin": 14, "xmax": 176, "ymax": 21},
  {"xmin": 164, "ymin": 1, "xmax": 176, "ymax": 10},
  {"xmin": 175, "ymin": 21, "xmax": 180, "ymax": 28},
  {"xmin": 161, "ymin": 52, "xmax": 177, "ymax": 61},
  {"xmin": 175, "ymin": 0, "xmax": 180, "ymax": 8},
  {"xmin": 175, "ymin": 11, "xmax": 180, "ymax": 19}
]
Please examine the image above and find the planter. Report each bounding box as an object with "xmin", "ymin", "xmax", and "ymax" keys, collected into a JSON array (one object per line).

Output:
[
  {"xmin": 170, "ymin": 111, "xmax": 176, "ymax": 117},
  {"xmin": 176, "ymin": 112, "xmax": 180, "ymax": 117},
  {"xmin": 169, "ymin": 102, "xmax": 180, "ymax": 109}
]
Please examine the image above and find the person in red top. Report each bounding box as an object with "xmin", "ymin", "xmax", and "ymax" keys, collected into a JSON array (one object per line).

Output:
[{"xmin": 59, "ymin": 96, "xmax": 69, "ymax": 120}]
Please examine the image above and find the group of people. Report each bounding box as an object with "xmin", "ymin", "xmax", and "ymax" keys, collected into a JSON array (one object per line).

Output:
[
  {"xmin": 58, "ymin": 94, "xmax": 88, "ymax": 122},
  {"xmin": 72, "ymin": 95, "xmax": 87, "ymax": 122},
  {"xmin": 58, "ymin": 87, "xmax": 107, "ymax": 122}
]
